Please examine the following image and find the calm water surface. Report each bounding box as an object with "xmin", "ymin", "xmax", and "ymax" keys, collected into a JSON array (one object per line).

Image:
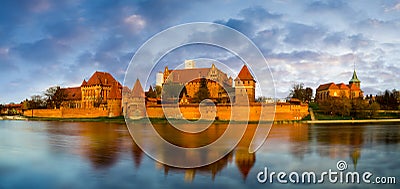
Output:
[{"xmin": 0, "ymin": 120, "xmax": 399, "ymax": 189}]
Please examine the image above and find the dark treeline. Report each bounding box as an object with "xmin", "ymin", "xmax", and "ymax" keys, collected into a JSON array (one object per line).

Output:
[
  {"xmin": 23, "ymin": 86, "xmax": 66, "ymax": 109},
  {"xmin": 372, "ymin": 89, "xmax": 400, "ymax": 110}
]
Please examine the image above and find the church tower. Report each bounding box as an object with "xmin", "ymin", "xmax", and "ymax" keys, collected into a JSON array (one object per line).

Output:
[
  {"xmin": 349, "ymin": 69, "xmax": 361, "ymax": 88},
  {"xmin": 126, "ymin": 79, "xmax": 146, "ymax": 119},
  {"xmin": 234, "ymin": 65, "xmax": 256, "ymax": 104}
]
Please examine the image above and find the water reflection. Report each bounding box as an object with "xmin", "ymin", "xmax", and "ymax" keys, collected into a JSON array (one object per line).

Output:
[
  {"xmin": 44, "ymin": 122, "xmax": 125, "ymax": 170},
  {"xmin": 148, "ymin": 123, "xmax": 259, "ymax": 182},
  {"xmin": 2, "ymin": 121, "xmax": 398, "ymax": 188},
  {"xmin": 41, "ymin": 122, "xmax": 400, "ymax": 182},
  {"xmin": 310, "ymin": 125, "xmax": 364, "ymax": 170}
]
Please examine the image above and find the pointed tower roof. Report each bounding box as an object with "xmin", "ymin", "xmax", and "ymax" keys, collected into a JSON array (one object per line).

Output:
[
  {"xmin": 81, "ymin": 79, "xmax": 88, "ymax": 86},
  {"xmin": 349, "ymin": 70, "xmax": 360, "ymax": 83},
  {"xmin": 235, "ymin": 65, "xmax": 255, "ymax": 81},
  {"xmin": 132, "ymin": 79, "xmax": 145, "ymax": 98},
  {"xmin": 148, "ymin": 86, "xmax": 154, "ymax": 93}
]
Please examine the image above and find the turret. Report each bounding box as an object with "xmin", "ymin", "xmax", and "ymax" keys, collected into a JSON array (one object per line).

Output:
[
  {"xmin": 349, "ymin": 70, "xmax": 361, "ymax": 88},
  {"xmin": 234, "ymin": 65, "xmax": 256, "ymax": 104}
]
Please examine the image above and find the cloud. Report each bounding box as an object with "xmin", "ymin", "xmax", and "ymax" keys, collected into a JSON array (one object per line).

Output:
[
  {"xmin": 283, "ymin": 23, "xmax": 326, "ymax": 47},
  {"xmin": 323, "ymin": 32, "xmax": 346, "ymax": 46},
  {"xmin": 384, "ymin": 2, "xmax": 400, "ymax": 12},
  {"xmin": 215, "ymin": 6, "xmax": 282, "ymax": 37},
  {"xmin": 1, "ymin": 0, "xmax": 400, "ymax": 103},
  {"xmin": 348, "ymin": 34, "xmax": 373, "ymax": 51},
  {"xmin": 11, "ymin": 38, "xmax": 71, "ymax": 64},
  {"xmin": 124, "ymin": 14, "xmax": 146, "ymax": 32}
]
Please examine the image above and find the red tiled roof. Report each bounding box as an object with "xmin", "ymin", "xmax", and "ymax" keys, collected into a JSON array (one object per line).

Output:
[
  {"xmin": 108, "ymin": 82, "xmax": 122, "ymax": 99},
  {"xmin": 336, "ymin": 83, "xmax": 350, "ymax": 90},
  {"xmin": 62, "ymin": 87, "xmax": 82, "ymax": 101},
  {"xmin": 317, "ymin": 83, "xmax": 339, "ymax": 91},
  {"xmin": 4, "ymin": 103, "xmax": 23, "ymax": 108},
  {"xmin": 87, "ymin": 71, "xmax": 120, "ymax": 86},
  {"xmin": 235, "ymin": 65, "xmax": 254, "ymax": 81},
  {"xmin": 166, "ymin": 68, "xmax": 211, "ymax": 83},
  {"xmin": 81, "ymin": 79, "xmax": 88, "ymax": 86},
  {"xmin": 132, "ymin": 79, "xmax": 145, "ymax": 98}
]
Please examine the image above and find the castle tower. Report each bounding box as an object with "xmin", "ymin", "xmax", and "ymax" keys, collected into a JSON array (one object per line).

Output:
[
  {"xmin": 126, "ymin": 79, "xmax": 146, "ymax": 119},
  {"xmin": 184, "ymin": 60, "xmax": 196, "ymax": 69},
  {"xmin": 234, "ymin": 65, "xmax": 256, "ymax": 104},
  {"xmin": 349, "ymin": 70, "xmax": 361, "ymax": 88},
  {"xmin": 156, "ymin": 72, "xmax": 164, "ymax": 87}
]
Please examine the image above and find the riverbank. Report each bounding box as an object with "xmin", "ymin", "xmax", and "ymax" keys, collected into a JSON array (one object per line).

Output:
[
  {"xmin": 25, "ymin": 116, "xmax": 126, "ymax": 124},
  {"xmin": 0, "ymin": 115, "xmax": 28, "ymax": 120},
  {"xmin": 3, "ymin": 115, "xmax": 400, "ymax": 125},
  {"xmin": 305, "ymin": 119, "xmax": 400, "ymax": 124}
]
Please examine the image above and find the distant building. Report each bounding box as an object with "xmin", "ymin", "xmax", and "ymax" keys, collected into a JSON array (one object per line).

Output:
[
  {"xmin": 316, "ymin": 70, "xmax": 363, "ymax": 101},
  {"xmin": 161, "ymin": 61, "xmax": 234, "ymax": 103},
  {"xmin": 234, "ymin": 65, "xmax": 256, "ymax": 104},
  {"xmin": 123, "ymin": 79, "xmax": 146, "ymax": 119},
  {"xmin": 184, "ymin": 59, "xmax": 196, "ymax": 69},
  {"xmin": 61, "ymin": 71, "xmax": 123, "ymax": 116},
  {"xmin": 123, "ymin": 61, "xmax": 310, "ymax": 121},
  {"xmin": 155, "ymin": 72, "xmax": 164, "ymax": 87}
]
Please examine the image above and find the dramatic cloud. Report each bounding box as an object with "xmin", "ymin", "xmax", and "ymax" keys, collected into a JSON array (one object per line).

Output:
[{"xmin": 1, "ymin": 0, "xmax": 400, "ymax": 103}]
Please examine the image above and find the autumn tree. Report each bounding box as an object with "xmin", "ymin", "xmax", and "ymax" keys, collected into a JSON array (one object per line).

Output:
[
  {"xmin": 161, "ymin": 83, "xmax": 185, "ymax": 103},
  {"xmin": 44, "ymin": 86, "xmax": 66, "ymax": 109},
  {"xmin": 289, "ymin": 83, "xmax": 313, "ymax": 102},
  {"xmin": 193, "ymin": 78, "xmax": 210, "ymax": 103},
  {"xmin": 319, "ymin": 96, "xmax": 351, "ymax": 117},
  {"xmin": 27, "ymin": 95, "xmax": 47, "ymax": 109}
]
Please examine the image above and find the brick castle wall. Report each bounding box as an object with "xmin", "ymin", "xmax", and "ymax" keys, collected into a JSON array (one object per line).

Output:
[
  {"xmin": 26, "ymin": 102, "xmax": 308, "ymax": 121},
  {"xmin": 145, "ymin": 103, "xmax": 309, "ymax": 121},
  {"xmin": 23, "ymin": 108, "xmax": 110, "ymax": 118}
]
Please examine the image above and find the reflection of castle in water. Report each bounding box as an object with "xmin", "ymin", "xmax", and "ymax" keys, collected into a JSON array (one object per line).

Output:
[
  {"xmin": 125, "ymin": 122, "xmax": 258, "ymax": 182},
  {"xmin": 311, "ymin": 125, "xmax": 364, "ymax": 170},
  {"xmin": 44, "ymin": 122, "xmax": 400, "ymax": 181}
]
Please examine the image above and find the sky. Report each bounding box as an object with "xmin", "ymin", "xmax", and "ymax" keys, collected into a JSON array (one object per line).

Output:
[{"xmin": 1, "ymin": 0, "xmax": 400, "ymax": 103}]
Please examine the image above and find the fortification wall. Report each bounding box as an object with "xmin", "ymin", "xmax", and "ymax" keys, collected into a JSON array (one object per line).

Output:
[
  {"xmin": 23, "ymin": 108, "xmax": 112, "ymax": 118},
  {"xmin": 145, "ymin": 103, "xmax": 308, "ymax": 121}
]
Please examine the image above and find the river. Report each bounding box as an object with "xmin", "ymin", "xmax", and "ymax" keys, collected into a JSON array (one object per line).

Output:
[{"xmin": 0, "ymin": 120, "xmax": 398, "ymax": 188}]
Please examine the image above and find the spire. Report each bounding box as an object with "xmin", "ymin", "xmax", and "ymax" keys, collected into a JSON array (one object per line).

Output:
[
  {"xmin": 81, "ymin": 79, "xmax": 87, "ymax": 86},
  {"xmin": 349, "ymin": 70, "xmax": 360, "ymax": 83},
  {"xmin": 132, "ymin": 79, "xmax": 145, "ymax": 98},
  {"xmin": 235, "ymin": 65, "xmax": 255, "ymax": 81}
]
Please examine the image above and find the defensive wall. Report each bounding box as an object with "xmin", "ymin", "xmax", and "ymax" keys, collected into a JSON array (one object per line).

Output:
[
  {"xmin": 23, "ymin": 108, "xmax": 112, "ymax": 118},
  {"xmin": 145, "ymin": 103, "xmax": 309, "ymax": 121}
]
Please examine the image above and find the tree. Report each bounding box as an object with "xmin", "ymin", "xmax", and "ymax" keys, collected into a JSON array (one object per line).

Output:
[
  {"xmin": 44, "ymin": 86, "xmax": 66, "ymax": 109},
  {"xmin": 376, "ymin": 89, "xmax": 399, "ymax": 110},
  {"xmin": 369, "ymin": 102, "xmax": 380, "ymax": 117},
  {"xmin": 305, "ymin": 87, "xmax": 313, "ymax": 102},
  {"xmin": 27, "ymin": 95, "xmax": 47, "ymax": 109},
  {"xmin": 352, "ymin": 98, "xmax": 369, "ymax": 118},
  {"xmin": 319, "ymin": 96, "xmax": 351, "ymax": 117},
  {"xmin": 155, "ymin": 86, "xmax": 162, "ymax": 98},
  {"xmin": 193, "ymin": 78, "xmax": 210, "ymax": 103},
  {"xmin": 146, "ymin": 86, "xmax": 157, "ymax": 98},
  {"xmin": 162, "ymin": 82, "xmax": 185, "ymax": 103},
  {"xmin": 289, "ymin": 83, "xmax": 313, "ymax": 102}
]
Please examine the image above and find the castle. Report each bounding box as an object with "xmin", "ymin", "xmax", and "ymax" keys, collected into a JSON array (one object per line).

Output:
[
  {"xmin": 316, "ymin": 69, "xmax": 363, "ymax": 101},
  {"xmin": 24, "ymin": 71, "xmax": 123, "ymax": 118},
  {"xmin": 124, "ymin": 60, "xmax": 309, "ymax": 121},
  {"xmin": 161, "ymin": 60, "xmax": 233, "ymax": 102},
  {"xmin": 23, "ymin": 61, "xmax": 309, "ymax": 120}
]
